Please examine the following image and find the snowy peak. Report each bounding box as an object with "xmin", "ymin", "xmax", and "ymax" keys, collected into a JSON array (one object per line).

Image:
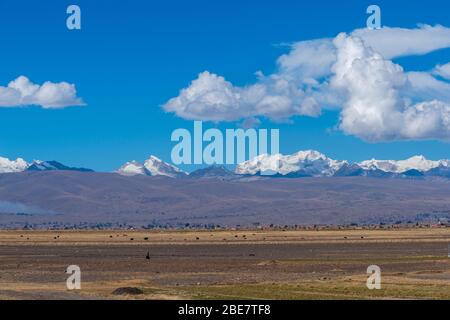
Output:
[
  {"xmin": 117, "ymin": 161, "xmax": 147, "ymax": 176},
  {"xmin": 359, "ymin": 155, "xmax": 446, "ymax": 173},
  {"xmin": 0, "ymin": 156, "xmax": 93, "ymax": 173},
  {"xmin": 397, "ymin": 155, "xmax": 444, "ymax": 172},
  {"xmin": 235, "ymin": 150, "xmax": 347, "ymax": 177},
  {"xmin": 117, "ymin": 156, "xmax": 187, "ymax": 178},
  {"xmin": 3, "ymin": 152, "xmax": 450, "ymax": 179},
  {"xmin": 358, "ymin": 159, "xmax": 398, "ymax": 173},
  {"xmin": 144, "ymin": 155, "xmax": 187, "ymax": 178},
  {"xmin": 286, "ymin": 150, "xmax": 347, "ymax": 176},
  {"xmin": 235, "ymin": 154, "xmax": 283, "ymax": 176},
  {"xmin": 291, "ymin": 150, "xmax": 327, "ymax": 161},
  {"xmin": 0, "ymin": 156, "xmax": 28, "ymax": 173},
  {"xmin": 236, "ymin": 151, "xmax": 450, "ymax": 178}
]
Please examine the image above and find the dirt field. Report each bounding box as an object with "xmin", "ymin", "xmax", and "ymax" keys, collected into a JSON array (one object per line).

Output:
[{"xmin": 0, "ymin": 229, "xmax": 449, "ymax": 300}]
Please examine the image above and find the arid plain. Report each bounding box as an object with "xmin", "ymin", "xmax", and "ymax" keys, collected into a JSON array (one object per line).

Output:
[{"xmin": 0, "ymin": 228, "xmax": 449, "ymax": 300}]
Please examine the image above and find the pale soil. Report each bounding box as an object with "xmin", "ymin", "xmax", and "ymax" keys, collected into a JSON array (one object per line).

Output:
[{"xmin": 0, "ymin": 229, "xmax": 449, "ymax": 300}]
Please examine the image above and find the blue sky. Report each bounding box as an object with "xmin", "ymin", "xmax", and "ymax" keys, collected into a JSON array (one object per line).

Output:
[{"xmin": 0, "ymin": 0, "xmax": 450, "ymax": 172}]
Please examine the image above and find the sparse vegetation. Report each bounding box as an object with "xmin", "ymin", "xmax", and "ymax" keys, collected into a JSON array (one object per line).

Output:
[{"xmin": 0, "ymin": 228, "xmax": 448, "ymax": 300}]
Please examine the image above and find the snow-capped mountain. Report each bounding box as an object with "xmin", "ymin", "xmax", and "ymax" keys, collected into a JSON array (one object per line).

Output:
[
  {"xmin": 235, "ymin": 150, "xmax": 347, "ymax": 177},
  {"xmin": 3, "ymin": 151, "xmax": 450, "ymax": 179},
  {"xmin": 235, "ymin": 151, "xmax": 450, "ymax": 178},
  {"xmin": 144, "ymin": 156, "xmax": 187, "ymax": 178},
  {"xmin": 117, "ymin": 156, "xmax": 187, "ymax": 178},
  {"xmin": 0, "ymin": 156, "xmax": 28, "ymax": 173},
  {"xmin": 359, "ymin": 156, "xmax": 449, "ymax": 173},
  {"xmin": 0, "ymin": 156, "xmax": 93, "ymax": 173},
  {"xmin": 117, "ymin": 161, "xmax": 148, "ymax": 176}
]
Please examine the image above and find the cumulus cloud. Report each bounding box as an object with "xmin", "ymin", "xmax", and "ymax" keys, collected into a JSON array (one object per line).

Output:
[
  {"xmin": 0, "ymin": 76, "xmax": 84, "ymax": 108},
  {"xmin": 163, "ymin": 40, "xmax": 336, "ymax": 121},
  {"xmin": 163, "ymin": 25, "xmax": 450, "ymax": 141},
  {"xmin": 163, "ymin": 71, "xmax": 321, "ymax": 121},
  {"xmin": 331, "ymin": 34, "xmax": 450, "ymax": 141}
]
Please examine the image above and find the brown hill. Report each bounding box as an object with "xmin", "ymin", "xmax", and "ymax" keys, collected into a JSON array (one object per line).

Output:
[{"xmin": 0, "ymin": 171, "xmax": 450, "ymax": 228}]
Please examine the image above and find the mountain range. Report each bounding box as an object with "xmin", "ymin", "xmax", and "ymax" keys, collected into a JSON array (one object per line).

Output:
[
  {"xmin": 117, "ymin": 156, "xmax": 187, "ymax": 178},
  {"xmin": 2, "ymin": 151, "xmax": 450, "ymax": 179},
  {"xmin": 234, "ymin": 151, "xmax": 450, "ymax": 178},
  {"xmin": 0, "ymin": 157, "xmax": 93, "ymax": 173},
  {"xmin": 1, "ymin": 151, "xmax": 450, "ymax": 228},
  {"xmin": 115, "ymin": 151, "xmax": 450, "ymax": 179},
  {"xmin": 0, "ymin": 171, "xmax": 449, "ymax": 228}
]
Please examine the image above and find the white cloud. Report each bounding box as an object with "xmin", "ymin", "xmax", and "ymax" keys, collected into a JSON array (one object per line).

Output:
[
  {"xmin": 352, "ymin": 25, "xmax": 450, "ymax": 59},
  {"xmin": 163, "ymin": 39, "xmax": 337, "ymax": 121},
  {"xmin": 277, "ymin": 39, "xmax": 336, "ymax": 80},
  {"xmin": 402, "ymin": 100, "xmax": 450, "ymax": 139},
  {"xmin": 406, "ymin": 71, "xmax": 450, "ymax": 102},
  {"xmin": 163, "ymin": 25, "xmax": 450, "ymax": 141},
  {"xmin": 163, "ymin": 71, "xmax": 246, "ymax": 121},
  {"xmin": 0, "ymin": 76, "xmax": 84, "ymax": 108},
  {"xmin": 331, "ymin": 33, "xmax": 450, "ymax": 141},
  {"xmin": 163, "ymin": 71, "xmax": 321, "ymax": 122},
  {"xmin": 331, "ymin": 34, "xmax": 406, "ymax": 141},
  {"xmin": 434, "ymin": 62, "xmax": 450, "ymax": 80}
]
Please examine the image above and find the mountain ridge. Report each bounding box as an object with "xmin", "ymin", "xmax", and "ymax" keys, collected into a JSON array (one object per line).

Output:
[
  {"xmin": 117, "ymin": 155, "xmax": 187, "ymax": 178},
  {"xmin": 0, "ymin": 157, "xmax": 93, "ymax": 173},
  {"xmin": 1, "ymin": 171, "xmax": 450, "ymax": 228},
  {"xmin": 3, "ymin": 150, "xmax": 450, "ymax": 179}
]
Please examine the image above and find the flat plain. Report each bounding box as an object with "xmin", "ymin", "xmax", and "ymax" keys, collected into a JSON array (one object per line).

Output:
[{"xmin": 0, "ymin": 228, "xmax": 449, "ymax": 300}]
